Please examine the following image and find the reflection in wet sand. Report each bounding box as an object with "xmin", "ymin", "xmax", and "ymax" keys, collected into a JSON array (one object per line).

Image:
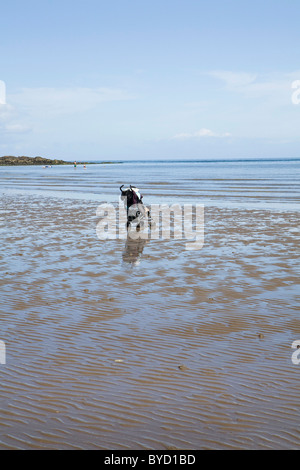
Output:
[
  {"xmin": 122, "ymin": 236, "xmax": 148, "ymax": 267},
  {"xmin": 0, "ymin": 190, "xmax": 299, "ymax": 450}
]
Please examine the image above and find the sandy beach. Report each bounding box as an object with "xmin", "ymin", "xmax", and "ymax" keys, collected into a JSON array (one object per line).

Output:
[{"xmin": 1, "ymin": 182, "xmax": 299, "ymax": 449}]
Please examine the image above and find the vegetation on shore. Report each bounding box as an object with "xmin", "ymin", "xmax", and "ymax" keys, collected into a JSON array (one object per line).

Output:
[
  {"xmin": 0, "ymin": 156, "xmax": 72, "ymax": 166},
  {"xmin": 0, "ymin": 156, "xmax": 120, "ymax": 166}
]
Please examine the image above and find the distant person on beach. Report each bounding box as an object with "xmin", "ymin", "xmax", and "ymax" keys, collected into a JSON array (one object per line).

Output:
[{"xmin": 74, "ymin": 161, "xmax": 77, "ymax": 168}]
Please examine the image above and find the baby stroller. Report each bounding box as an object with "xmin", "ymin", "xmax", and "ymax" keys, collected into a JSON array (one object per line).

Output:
[{"xmin": 119, "ymin": 184, "xmax": 152, "ymax": 230}]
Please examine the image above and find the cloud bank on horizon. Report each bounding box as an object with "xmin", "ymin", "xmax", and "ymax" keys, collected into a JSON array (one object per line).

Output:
[{"xmin": 0, "ymin": 0, "xmax": 299, "ymax": 160}]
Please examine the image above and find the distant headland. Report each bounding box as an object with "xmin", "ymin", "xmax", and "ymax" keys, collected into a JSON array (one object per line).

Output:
[
  {"xmin": 0, "ymin": 156, "xmax": 72, "ymax": 166},
  {"xmin": 0, "ymin": 156, "xmax": 120, "ymax": 166}
]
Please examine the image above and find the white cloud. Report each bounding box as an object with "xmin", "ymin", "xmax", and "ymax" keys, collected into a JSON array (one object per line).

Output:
[
  {"xmin": 0, "ymin": 103, "xmax": 31, "ymax": 136},
  {"xmin": 194, "ymin": 128, "xmax": 216, "ymax": 137},
  {"xmin": 0, "ymin": 85, "xmax": 136, "ymax": 142},
  {"xmin": 172, "ymin": 128, "xmax": 231, "ymax": 139},
  {"xmin": 0, "ymin": 80, "xmax": 6, "ymax": 105},
  {"xmin": 10, "ymin": 86, "xmax": 136, "ymax": 117},
  {"xmin": 0, "ymin": 103, "xmax": 15, "ymax": 121},
  {"xmin": 209, "ymin": 70, "xmax": 257, "ymax": 89},
  {"xmin": 4, "ymin": 123, "xmax": 31, "ymax": 133},
  {"xmin": 172, "ymin": 132, "xmax": 192, "ymax": 139},
  {"xmin": 207, "ymin": 70, "xmax": 298, "ymax": 102}
]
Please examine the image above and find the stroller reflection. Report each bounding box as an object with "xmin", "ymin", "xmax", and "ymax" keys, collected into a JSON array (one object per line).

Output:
[{"xmin": 122, "ymin": 236, "xmax": 148, "ymax": 266}]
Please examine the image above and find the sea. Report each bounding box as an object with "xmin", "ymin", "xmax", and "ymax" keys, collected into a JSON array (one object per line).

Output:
[{"xmin": 1, "ymin": 157, "xmax": 300, "ymax": 210}]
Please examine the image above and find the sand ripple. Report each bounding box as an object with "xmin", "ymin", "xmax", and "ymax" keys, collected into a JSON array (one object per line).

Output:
[{"xmin": 0, "ymin": 194, "xmax": 299, "ymax": 449}]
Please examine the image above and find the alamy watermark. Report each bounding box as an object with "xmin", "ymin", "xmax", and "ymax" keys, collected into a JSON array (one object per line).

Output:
[
  {"xmin": 291, "ymin": 340, "xmax": 300, "ymax": 365},
  {"xmin": 96, "ymin": 201, "xmax": 204, "ymax": 251},
  {"xmin": 291, "ymin": 80, "xmax": 300, "ymax": 105},
  {"xmin": 0, "ymin": 341, "xmax": 6, "ymax": 365},
  {"xmin": 0, "ymin": 80, "xmax": 6, "ymax": 105}
]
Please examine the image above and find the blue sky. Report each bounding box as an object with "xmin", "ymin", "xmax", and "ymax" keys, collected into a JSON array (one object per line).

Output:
[{"xmin": 0, "ymin": 0, "xmax": 299, "ymax": 160}]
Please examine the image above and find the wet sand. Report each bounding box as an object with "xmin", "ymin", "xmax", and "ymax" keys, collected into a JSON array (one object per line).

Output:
[{"xmin": 0, "ymin": 193, "xmax": 299, "ymax": 449}]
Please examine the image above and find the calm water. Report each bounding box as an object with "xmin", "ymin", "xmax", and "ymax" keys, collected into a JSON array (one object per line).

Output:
[{"xmin": 1, "ymin": 158, "xmax": 300, "ymax": 210}]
